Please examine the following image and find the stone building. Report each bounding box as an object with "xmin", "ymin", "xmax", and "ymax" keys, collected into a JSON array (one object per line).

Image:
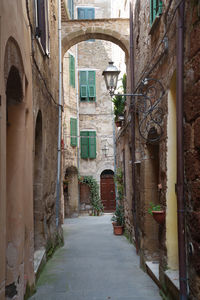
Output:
[
  {"xmin": 62, "ymin": 0, "xmax": 127, "ymax": 215},
  {"xmin": 114, "ymin": 0, "xmax": 200, "ymax": 299},
  {"xmin": 0, "ymin": 1, "xmax": 63, "ymax": 299}
]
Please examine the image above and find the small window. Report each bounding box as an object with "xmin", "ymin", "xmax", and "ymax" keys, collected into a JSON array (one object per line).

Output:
[
  {"xmin": 79, "ymin": 71, "xmax": 96, "ymax": 102},
  {"xmin": 150, "ymin": 0, "xmax": 162, "ymax": 26},
  {"xmin": 77, "ymin": 7, "xmax": 95, "ymax": 42},
  {"xmin": 69, "ymin": 54, "xmax": 75, "ymax": 88},
  {"xmin": 70, "ymin": 118, "xmax": 77, "ymax": 146},
  {"xmin": 80, "ymin": 131, "xmax": 96, "ymax": 159},
  {"xmin": 35, "ymin": 0, "xmax": 50, "ymax": 55}
]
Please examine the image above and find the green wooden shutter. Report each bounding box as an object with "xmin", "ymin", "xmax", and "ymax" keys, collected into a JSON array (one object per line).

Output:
[
  {"xmin": 70, "ymin": 118, "xmax": 77, "ymax": 146},
  {"xmin": 86, "ymin": 8, "xmax": 95, "ymax": 19},
  {"xmin": 81, "ymin": 131, "xmax": 89, "ymax": 158},
  {"xmin": 150, "ymin": 0, "xmax": 162, "ymax": 25},
  {"xmin": 69, "ymin": 54, "xmax": 75, "ymax": 88},
  {"xmin": 89, "ymin": 131, "xmax": 96, "ymax": 159},
  {"xmin": 88, "ymin": 71, "xmax": 96, "ymax": 100},
  {"xmin": 78, "ymin": 7, "xmax": 86, "ymax": 19},
  {"xmin": 80, "ymin": 71, "xmax": 88, "ymax": 100}
]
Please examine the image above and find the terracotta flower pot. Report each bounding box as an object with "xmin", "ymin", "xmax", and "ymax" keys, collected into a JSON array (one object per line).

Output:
[
  {"xmin": 152, "ymin": 210, "xmax": 165, "ymax": 225},
  {"xmin": 115, "ymin": 120, "xmax": 122, "ymax": 127},
  {"xmin": 113, "ymin": 225, "xmax": 123, "ymax": 235}
]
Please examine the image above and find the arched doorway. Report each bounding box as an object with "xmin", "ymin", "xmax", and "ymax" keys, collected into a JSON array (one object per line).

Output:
[
  {"xmin": 100, "ymin": 170, "xmax": 115, "ymax": 212},
  {"xmin": 6, "ymin": 64, "xmax": 24, "ymax": 296},
  {"xmin": 33, "ymin": 111, "xmax": 44, "ymax": 251}
]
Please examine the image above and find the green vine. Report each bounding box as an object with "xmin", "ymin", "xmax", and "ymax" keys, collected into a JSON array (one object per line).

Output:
[
  {"xmin": 114, "ymin": 167, "xmax": 124, "ymax": 203},
  {"xmin": 79, "ymin": 175, "xmax": 104, "ymax": 215}
]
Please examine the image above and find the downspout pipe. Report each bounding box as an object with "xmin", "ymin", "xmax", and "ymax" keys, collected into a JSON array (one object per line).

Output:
[
  {"xmin": 176, "ymin": 1, "xmax": 188, "ymax": 299},
  {"xmin": 56, "ymin": 0, "xmax": 62, "ymax": 227},
  {"xmin": 130, "ymin": 0, "xmax": 139, "ymax": 253}
]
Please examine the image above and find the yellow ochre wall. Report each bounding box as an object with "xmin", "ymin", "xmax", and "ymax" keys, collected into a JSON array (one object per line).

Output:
[{"xmin": 166, "ymin": 72, "xmax": 178, "ymax": 270}]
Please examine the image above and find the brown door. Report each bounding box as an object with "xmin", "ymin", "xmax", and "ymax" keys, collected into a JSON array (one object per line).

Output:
[{"xmin": 101, "ymin": 174, "xmax": 116, "ymax": 212}]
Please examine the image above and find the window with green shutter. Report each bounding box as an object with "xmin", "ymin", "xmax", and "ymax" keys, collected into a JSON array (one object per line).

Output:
[
  {"xmin": 79, "ymin": 71, "xmax": 96, "ymax": 102},
  {"xmin": 77, "ymin": 7, "xmax": 95, "ymax": 42},
  {"xmin": 80, "ymin": 131, "xmax": 96, "ymax": 159},
  {"xmin": 150, "ymin": 0, "xmax": 162, "ymax": 26},
  {"xmin": 69, "ymin": 54, "xmax": 75, "ymax": 88},
  {"xmin": 70, "ymin": 118, "xmax": 77, "ymax": 146}
]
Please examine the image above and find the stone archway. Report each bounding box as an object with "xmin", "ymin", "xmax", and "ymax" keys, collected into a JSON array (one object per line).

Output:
[
  {"xmin": 64, "ymin": 166, "xmax": 79, "ymax": 217},
  {"xmin": 62, "ymin": 18, "xmax": 130, "ymax": 57},
  {"xmin": 5, "ymin": 37, "xmax": 25, "ymax": 299}
]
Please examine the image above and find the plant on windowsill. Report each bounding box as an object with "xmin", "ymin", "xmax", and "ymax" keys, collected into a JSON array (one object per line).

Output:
[
  {"xmin": 148, "ymin": 202, "xmax": 165, "ymax": 225},
  {"xmin": 112, "ymin": 74, "xmax": 126, "ymax": 127},
  {"xmin": 79, "ymin": 175, "xmax": 104, "ymax": 216}
]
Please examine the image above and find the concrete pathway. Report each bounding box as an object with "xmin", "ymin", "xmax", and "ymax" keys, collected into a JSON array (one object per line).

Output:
[{"xmin": 30, "ymin": 214, "xmax": 161, "ymax": 300}]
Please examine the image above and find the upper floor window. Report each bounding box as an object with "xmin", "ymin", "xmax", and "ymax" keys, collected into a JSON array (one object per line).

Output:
[
  {"xmin": 77, "ymin": 7, "xmax": 95, "ymax": 19},
  {"xmin": 80, "ymin": 131, "xmax": 96, "ymax": 159},
  {"xmin": 35, "ymin": 0, "xmax": 49, "ymax": 55},
  {"xmin": 79, "ymin": 71, "xmax": 96, "ymax": 102},
  {"xmin": 69, "ymin": 54, "xmax": 75, "ymax": 88},
  {"xmin": 68, "ymin": 0, "xmax": 74, "ymax": 19},
  {"xmin": 150, "ymin": 0, "xmax": 162, "ymax": 26}
]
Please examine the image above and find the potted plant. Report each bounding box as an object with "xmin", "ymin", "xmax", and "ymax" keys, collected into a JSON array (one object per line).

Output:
[
  {"xmin": 112, "ymin": 74, "xmax": 126, "ymax": 127},
  {"xmin": 111, "ymin": 204, "xmax": 125, "ymax": 235},
  {"xmin": 148, "ymin": 202, "xmax": 165, "ymax": 225}
]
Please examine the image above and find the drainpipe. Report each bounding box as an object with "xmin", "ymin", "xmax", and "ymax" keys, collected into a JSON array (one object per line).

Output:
[
  {"xmin": 56, "ymin": 0, "xmax": 62, "ymax": 227},
  {"xmin": 130, "ymin": 0, "xmax": 139, "ymax": 253},
  {"xmin": 176, "ymin": 1, "xmax": 188, "ymax": 299},
  {"xmin": 75, "ymin": 44, "xmax": 80, "ymax": 213}
]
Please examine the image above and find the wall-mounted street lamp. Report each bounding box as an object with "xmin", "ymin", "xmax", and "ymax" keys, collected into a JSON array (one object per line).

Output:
[
  {"xmin": 102, "ymin": 62, "xmax": 165, "ymax": 143},
  {"xmin": 102, "ymin": 143, "xmax": 109, "ymax": 157}
]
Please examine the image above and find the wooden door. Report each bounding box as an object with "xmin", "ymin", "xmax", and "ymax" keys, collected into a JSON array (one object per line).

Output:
[{"xmin": 101, "ymin": 175, "xmax": 116, "ymax": 212}]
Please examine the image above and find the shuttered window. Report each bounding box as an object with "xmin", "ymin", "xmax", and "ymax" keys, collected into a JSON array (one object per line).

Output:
[
  {"xmin": 150, "ymin": 0, "xmax": 162, "ymax": 26},
  {"xmin": 77, "ymin": 7, "xmax": 95, "ymax": 42},
  {"xmin": 70, "ymin": 118, "xmax": 77, "ymax": 146},
  {"xmin": 69, "ymin": 54, "xmax": 75, "ymax": 88},
  {"xmin": 68, "ymin": 0, "xmax": 74, "ymax": 19},
  {"xmin": 80, "ymin": 131, "xmax": 96, "ymax": 159},
  {"xmin": 35, "ymin": 0, "xmax": 49, "ymax": 54},
  {"xmin": 79, "ymin": 71, "xmax": 96, "ymax": 102},
  {"xmin": 77, "ymin": 7, "xmax": 95, "ymax": 19}
]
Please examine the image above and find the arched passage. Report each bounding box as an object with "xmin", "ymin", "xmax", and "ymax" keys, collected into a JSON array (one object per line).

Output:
[
  {"xmin": 62, "ymin": 19, "xmax": 130, "ymax": 58},
  {"xmin": 5, "ymin": 39, "xmax": 25, "ymax": 297},
  {"xmin": 34, "ymin": 111, "xmax": 44, "ymax": 251},
  {"xmin": 63, "ymin": 166, "xmax": 79, "ymax": 217},
  {"xmin": 100, "ymin": 170, "xmax": 115, "ymax": 212}
]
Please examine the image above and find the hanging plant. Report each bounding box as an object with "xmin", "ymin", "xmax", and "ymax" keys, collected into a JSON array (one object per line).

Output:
[{"xmin": 79, "ymin": 175, "xmax": 104, "ymax": 216}]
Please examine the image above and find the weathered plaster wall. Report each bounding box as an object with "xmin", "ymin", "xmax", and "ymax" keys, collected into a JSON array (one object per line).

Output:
[
  {"xmin": 31, "ymin": 0, "xmax": 61, "ymax": 250},
  {"xmin": 0, "ymin": 0, "xmax": 33, "ymax": 298}
]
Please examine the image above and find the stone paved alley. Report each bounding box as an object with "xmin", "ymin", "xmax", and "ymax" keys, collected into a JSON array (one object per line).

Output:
[{"xmin": 30, "ymin": 215, "xmax": 161, "ymax": 300}]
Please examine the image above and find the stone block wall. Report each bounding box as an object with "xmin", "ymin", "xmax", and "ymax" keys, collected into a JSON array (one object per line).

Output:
[{"xmin": 184, "ymin": 1, "xmax": 200, "ymax": 298}]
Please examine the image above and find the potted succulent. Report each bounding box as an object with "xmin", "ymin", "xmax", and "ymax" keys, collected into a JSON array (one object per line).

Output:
[
  {"xmin": 148, "ymin": 202, "xmax": 165, "ymax": 225},
  {"xmin": 111, "ymin": 204, "xmax": 125, "ymax": 235}
]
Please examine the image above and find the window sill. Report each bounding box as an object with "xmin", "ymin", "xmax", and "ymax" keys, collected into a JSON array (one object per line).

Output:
[
  {"xmin": 149, "ymin": 14, "xmax": 162, "ymax": 35},
  {"xmin": 36, "ymin": 37, "xmax": 50, "ymax": 58}
]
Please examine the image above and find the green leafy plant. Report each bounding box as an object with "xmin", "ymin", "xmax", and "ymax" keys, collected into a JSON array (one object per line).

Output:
[
  {"xmin": 112, "ymin": 74, "xmax": 126, "ymax": 121},
  {"xmin": 148, "ymin": 202, "xmax": 162, "ymax": 215},
  {"xmin": 114, "ymin": 167, "xmax": 124, "ymax": 202},
  {"xmin": 111, "ymin": 204, "xmax": 125, "ymax": 226},
  {"xmin": 79, "ymin": 175, "xmax": 104, "ymax": 215}
]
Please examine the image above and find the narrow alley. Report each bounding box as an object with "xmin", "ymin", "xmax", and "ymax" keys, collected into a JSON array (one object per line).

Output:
[{"xmin": 30, "ymin": 215, "xmax": 161, "ymax": 300}]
